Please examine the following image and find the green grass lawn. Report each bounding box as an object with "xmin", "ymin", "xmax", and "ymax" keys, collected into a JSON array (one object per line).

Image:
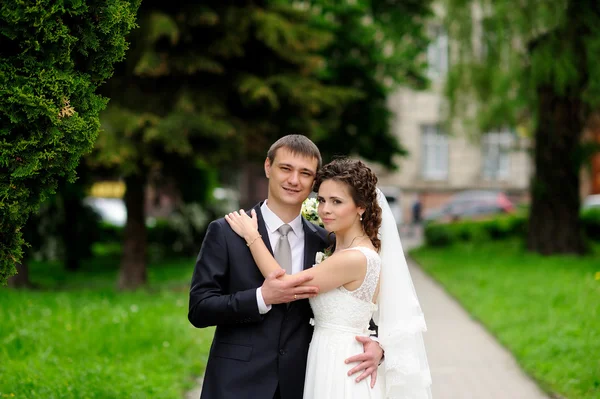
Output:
[
  {"xmin": 0, "ymin": 255, "xmax": 214, "ymax": 399},
  {"xmin": 410, "ymin": 239, "xmax": 600, "ymax": 399}
]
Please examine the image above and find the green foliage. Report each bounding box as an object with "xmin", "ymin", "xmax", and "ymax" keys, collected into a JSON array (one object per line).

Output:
[
  {"xmin": 94, "ymin": 1, "xmax": 361, "ymax": 175},
  {"xmin": 83, "ymin": 1, "xmax": 432, "ymax": 285},
  {"xmin": 93, "ymin": 0, "xmax": 433, "ymax": 194},
  {"xmin": 97, "ymin": 222, "xmax": 124, "ymax": 244},
  {"xmin": 425, "ymin": 210, "xmax": 600, "ymax": 247},
  {"xmin": 0, "ymin": 0, "xmax": 141, "ymax": 284},
  {"xmin": 20, "ymin": 165, "xmax": 103, "ymax": 269},
  {"xmin": 445, "ymin": 1, "xmax": 561, "ymax": 132},
  {"xmin": 0, "ymin": 257, "xmax": 214, "ymax": 398},
  {"xmin": 424, "ymin": 214, "xmax": 527, "ymax": 246},
  {"xmin": 581, "ymin": 208, "xmax": 600, "ymax": 241},
  {"xmin": 89, "ymin": 1, "xmax": 370, "ymax": 287},
  {"xmin": 96, "ymin": 211, "xmax": 210, "ymax": 260},
  {"xmin": 444, "ymin": 0, "xmax": 600, "ymax": 141},
  {"xmin": 411, "ymin": 240, "xmax": 600, "ymax": 398},
  {"xmin": 308, "ymin": 0, "xmax": 433, "ymax": 168}
]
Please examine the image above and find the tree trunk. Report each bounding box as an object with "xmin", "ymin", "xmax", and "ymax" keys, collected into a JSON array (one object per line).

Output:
[
  {"xmin": 118, "ymin": 173, "xmax": 147, "ymax": 290},
  {"xmin": 63, "ymin": 191, "xmax": 81, "ymax": 271},
  {"xmin": 527, "ymin": 85, "xmax": 587, "ymax": 255},
  {"xmin": 592, "ymin": 130, "xmax": 600, "ymax": 194},
  {"xmin": 8, "ymin": 262, "xmax": 32, "ymax": 288}
]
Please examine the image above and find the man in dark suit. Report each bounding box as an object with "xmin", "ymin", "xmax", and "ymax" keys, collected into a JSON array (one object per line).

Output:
[{"xmin": 188, "ymin": 135, "xmax": 382, "ymax": 399}]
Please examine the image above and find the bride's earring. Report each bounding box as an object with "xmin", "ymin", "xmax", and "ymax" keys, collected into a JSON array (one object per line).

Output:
[{"xmin": 359, "ymin": 214, "xmax": 363, "ymax": 221}]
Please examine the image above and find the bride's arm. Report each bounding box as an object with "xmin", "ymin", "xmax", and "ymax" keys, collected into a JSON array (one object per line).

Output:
[{"xmin": 225, "ymin": 210, "xmax": 366, "ymax": 294}]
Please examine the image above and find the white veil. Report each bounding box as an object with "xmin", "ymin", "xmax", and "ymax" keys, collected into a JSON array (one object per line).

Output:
[{"xmin": 374, "ymin": 188, "xmax": 432, "ymax": 398}]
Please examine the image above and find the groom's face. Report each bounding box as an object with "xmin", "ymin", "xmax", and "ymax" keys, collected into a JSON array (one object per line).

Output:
[{"xmin": 265, "ymin": 147, "xmax": 318, "ymax": 208}]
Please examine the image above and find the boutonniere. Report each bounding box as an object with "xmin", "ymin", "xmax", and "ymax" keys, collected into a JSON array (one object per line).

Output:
[
  {"xmin": 315, "ymin": 248, "xmax": 332, "ymax": 264},
  {"xmin": 301, "ymin": 197, "xmax": 323, "ymax": 227}
]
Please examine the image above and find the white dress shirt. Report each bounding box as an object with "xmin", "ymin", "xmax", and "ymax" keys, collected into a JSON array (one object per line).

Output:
[{"xmin": 256, "ymin": 200, "xmax": 305, "ymax": 314}]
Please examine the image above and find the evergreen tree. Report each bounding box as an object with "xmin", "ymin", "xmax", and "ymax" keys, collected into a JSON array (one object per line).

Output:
[
  {"xmin": 0, "ymin": 0, "xmax": 140, "ymax": 285},
  {"xmin": 307, "ymin": 0, "xmax": 432, "ymax": 168},
  {"xmin": 444, "ymin": 0, "xmax": 600, "ymax": 254},
  {"xmin": 94, "ymin": 0, "xmax": 358, "ymax": 289}
]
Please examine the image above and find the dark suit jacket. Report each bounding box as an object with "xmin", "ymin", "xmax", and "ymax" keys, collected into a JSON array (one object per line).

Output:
[{"xmin": 188, "ymin": 202, "xmax": 329, "ymax": 399}]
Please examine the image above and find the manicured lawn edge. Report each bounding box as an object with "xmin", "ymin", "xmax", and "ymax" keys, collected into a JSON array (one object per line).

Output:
[{"xmin": 409, "ymin": 240, "xmax": 600, "ymax": 399}]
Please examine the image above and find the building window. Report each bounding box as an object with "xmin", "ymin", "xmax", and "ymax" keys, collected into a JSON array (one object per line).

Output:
[
  {"xmin": 422, "ymin": 125, "xmax": 449, "ymax": 180},
  {"xmin": 427, "ymin": 26, "xmax": 448, "ymax": 79},
  {"xmin": 482, "ymin": 130, "xmax": 513, "ymax": 180}
]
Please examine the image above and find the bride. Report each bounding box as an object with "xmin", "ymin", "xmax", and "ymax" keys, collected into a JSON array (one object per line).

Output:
[{"xmin": 226, "ymin": 158, "xmax": 432, "ymax": 398}]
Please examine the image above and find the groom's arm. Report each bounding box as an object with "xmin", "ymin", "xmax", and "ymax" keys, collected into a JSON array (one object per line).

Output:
[{"xmin": 188, "ymin": 220, "xmax": 263, "ymax": 328}]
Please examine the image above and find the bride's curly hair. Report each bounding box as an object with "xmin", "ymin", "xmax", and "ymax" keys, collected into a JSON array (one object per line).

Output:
[{"xmin": 313, "ymin": 158, "xmax": 382, "ymax": 252}]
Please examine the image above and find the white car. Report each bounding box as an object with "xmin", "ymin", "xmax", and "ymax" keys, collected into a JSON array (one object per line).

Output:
[
  {"xmin": 582, "ymin": 194, "xmax": 600, "ymax": 211},
  {"xmin": 83, "ymin": 197, "xmax": 127, "ymax": 227}
]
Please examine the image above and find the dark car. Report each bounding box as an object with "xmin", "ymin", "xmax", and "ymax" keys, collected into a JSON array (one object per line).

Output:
[{"xmin": 425, "ymin": 190, "xmax": 514, "ymax": 222}]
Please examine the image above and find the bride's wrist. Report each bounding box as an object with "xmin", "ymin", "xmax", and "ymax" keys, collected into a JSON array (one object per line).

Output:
[
  {"xmin": 244, "ymin": 231, "xmax": 259, "ymax": 240},
  {"xmin": 245, "ymin": 233, "xmax": 261, "ymax": 247}
]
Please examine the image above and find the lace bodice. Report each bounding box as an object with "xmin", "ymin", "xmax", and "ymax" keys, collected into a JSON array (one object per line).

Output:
[
  {"xmin": 309, "ymin": 247, "xmax": 381, "ymax": 332},
  {"xmin": 338, "ymin": 247, "xmax": 381, "ymax": 302}
]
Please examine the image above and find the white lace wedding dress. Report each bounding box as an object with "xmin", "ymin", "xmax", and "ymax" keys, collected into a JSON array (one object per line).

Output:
[{"xmin": 304, "ymin": 246, "xmax": 385, "ymax": 398}]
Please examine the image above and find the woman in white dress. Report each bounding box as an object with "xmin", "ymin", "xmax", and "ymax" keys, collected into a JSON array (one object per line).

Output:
[{"xmin": 226, "ymin": 159, "xmax": 432, "ymax": 399}]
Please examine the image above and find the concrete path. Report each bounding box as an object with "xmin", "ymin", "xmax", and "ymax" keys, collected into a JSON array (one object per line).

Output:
[
  {"xmin": 408, "ymin": 258, "xmax": 549, "ymax": 399},
  {"xmin": 184, "ymin": 229, "xmax": 549, "ymax": 399},
  {"xmin": 403, "ymin": 227, "xmax": 548, "ymax": 399}
]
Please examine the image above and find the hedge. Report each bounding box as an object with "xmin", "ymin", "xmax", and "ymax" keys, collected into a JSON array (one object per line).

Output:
[{"xmin": 424, "ymin": 209, "xmax": 600, "ymax": 247}]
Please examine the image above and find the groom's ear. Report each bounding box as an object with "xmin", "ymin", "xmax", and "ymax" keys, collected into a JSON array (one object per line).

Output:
[{"xmin": 264, "ymin": 157, "xmax": 271, "ymax": 178}]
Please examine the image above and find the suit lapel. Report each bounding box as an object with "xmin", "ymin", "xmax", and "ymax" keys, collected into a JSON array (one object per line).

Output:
[
  {"xmin": 302, "ymin": 219, "xmax": 322, "ymax": 270},
  {"xmin": 253, "ymin": 203, "xmax": 274, "ymax": 256}
]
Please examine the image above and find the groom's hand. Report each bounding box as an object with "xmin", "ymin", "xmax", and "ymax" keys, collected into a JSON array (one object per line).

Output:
[
  {"xmin": 345, "ymin": 336, "xmax": 383, "ymax": 388},
  {"xmin": 261, "ymin": 269, "xmax": 319, "ymax": 305}
]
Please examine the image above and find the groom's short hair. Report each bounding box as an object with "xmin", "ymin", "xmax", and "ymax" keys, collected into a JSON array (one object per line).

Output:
[{"xmin": 267, "ymin": 134, "xmax": 322, "ymax": 169}]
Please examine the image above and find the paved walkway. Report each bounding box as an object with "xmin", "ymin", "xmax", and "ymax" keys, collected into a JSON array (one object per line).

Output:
[
  {"xmin": 185, "ymin": 230, "xmax": 549, "ymax": 399},
  {"xmin": 408, "ymin": 258, "xmax": 548, "ymax": 399}
]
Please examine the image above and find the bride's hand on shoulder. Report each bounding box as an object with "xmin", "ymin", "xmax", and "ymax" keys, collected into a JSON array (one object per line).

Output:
[{"xmin": 225, "ymin": 209, "xmax": 259, "ymax": 241}]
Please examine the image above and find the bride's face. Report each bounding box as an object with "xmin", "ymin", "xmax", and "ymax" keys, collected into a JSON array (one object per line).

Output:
[{"xmin": 316, "ymin": 179, "xmax": 364, "ymax": 232}]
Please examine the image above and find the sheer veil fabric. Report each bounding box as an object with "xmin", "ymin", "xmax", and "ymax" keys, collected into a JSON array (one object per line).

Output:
[{"xmin": 374, "ymin": 188, "xmax": 433, "ymax": 399}]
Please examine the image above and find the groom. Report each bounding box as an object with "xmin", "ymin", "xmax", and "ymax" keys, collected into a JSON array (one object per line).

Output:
[{"xmin": 188, "ymin": 135, "xmax": 383, "ymax": 399}]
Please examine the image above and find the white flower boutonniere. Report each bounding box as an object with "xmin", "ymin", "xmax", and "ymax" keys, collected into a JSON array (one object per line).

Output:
[
  {"xmin": 315, "ymin": 251, "xmax": 325, "ymax": 264},
  {"xmin": 314, "ymin": 248, "xmax": 332, "ymax": 265},
  {"xmin": 301, "ymin": 197, "xmax": 323, "ymax": 227}
]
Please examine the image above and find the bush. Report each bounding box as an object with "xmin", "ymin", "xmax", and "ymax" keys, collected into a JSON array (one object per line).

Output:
[
  {"xmin": 97, "ymin": 222, "xmax": 124, "ymax": 244},
  {"xmin": 581, "ymin": 208, "xmax": 600, "ymax": 241},
  {"xmin": 96, "ymin": 202, "xmax": 212, "ymax": 260},
  {"xmin": 0, "ymin": 1, "xmax": 140, "ymax": 284},
  {"xmin": 424, "ymin": 223, "xmax": 454, "ymax": 247},
  {"xmin": 424, "ymin": 209, "xmax": 600, "ymax": 247},
  {"xmin": 424, "ymin": 214, "xmax": 527, "ymax": 247}
]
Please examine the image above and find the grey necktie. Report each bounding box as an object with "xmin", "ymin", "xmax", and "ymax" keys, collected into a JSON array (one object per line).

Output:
[{"xmin": 275, "ymin": 224, "xmax": 293, "ymax": 275}]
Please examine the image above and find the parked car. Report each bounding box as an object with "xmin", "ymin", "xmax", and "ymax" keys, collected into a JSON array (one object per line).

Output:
[
  {"xmin": 83, "ymin": 197, "xmax": 127, "ymax": 227},
  {"xmin": 582, "ymin": 194, "xmax": 600, "ymax": 211},
  {"xmin": 424, "ymin": 190, "xmax": 514, "ymax": 223}
]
